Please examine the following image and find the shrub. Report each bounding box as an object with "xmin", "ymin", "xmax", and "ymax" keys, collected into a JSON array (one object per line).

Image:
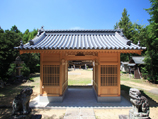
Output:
[
  {"xmin": 7, "ymin": 63, "xmax": 16, "ymax": 78},
  {"xmin": 21, "ymin": 63, "xmax": 30, "ymax": 77}
]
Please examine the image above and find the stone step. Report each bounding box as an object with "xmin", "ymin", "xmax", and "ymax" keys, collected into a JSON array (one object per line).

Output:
[{"xmin": 64, "ymin": 108, "xmax": 96, "ymax": 119}]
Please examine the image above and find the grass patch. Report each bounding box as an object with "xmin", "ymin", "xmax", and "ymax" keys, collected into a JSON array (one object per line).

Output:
[
  {"xmin": 121, "ymin": 75, "xmax": 130, "ymax": 81},
  {"xmin": 121, "ymin": 74, "xmax": 146, "ymax": 84},
  {"xmin": 68, "ymin": 78, "xmax": 92, "ymax": 85},
  {"xmin": 87, "ymin": 69, "xmax": 93, "ymax": 71},
  {"xmin": 121, "ymin": 84, "xmax": 158, "ymax": 101},
  {"xmin": 121, "ymin": 73, "xmax": 158, "ymax": 103},
  {"xmin": 121, "ymin": 84, "xmax": 158, "ymax": 106},
  {"xmin": 120, "ymin": 71, "xmax": 127, "ymax": 74}
]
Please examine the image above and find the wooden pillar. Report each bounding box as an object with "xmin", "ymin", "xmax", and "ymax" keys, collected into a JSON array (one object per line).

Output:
[
  {"xmin": 93, "ymin": 61, "xmax": 95, "ymax": 87},
  {"xmin": 59, "ymin": 53, "xmax": 63, "ymax": 96},
  {"xmin": 65, "ymin": 60, "xmax": 68, "ymax": 89},
  {"xmin": 40, "ymin": 53, "xmax": 43, "ymax": 95},
  {"xmin": 118, "ymin": 53, "xmax": 121, "ymax": 96},
  {"xmin": 98, "ymin": 62, "xmax": 100, "ymax": 96}
]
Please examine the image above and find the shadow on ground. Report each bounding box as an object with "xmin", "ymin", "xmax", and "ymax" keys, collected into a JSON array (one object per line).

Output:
[
  {"xmin": 30, "ymin": 73, "xmax": 40, "ymax": 78},
  {"xmin": 121, "ymin": 84, "xmax": 158, "ymax": 108},
  {"xmin": 0, "ymin": 108, "xmax": 65, "ymax": 119},
  {"xmin": 0, "ymin": 85, "xmax": 35, "ymax": 106},
  {"xmin": 31, "ymin": 109, "xmax": 65, "ymax": 119},
  {"xmin": 0, "ymin": 108, "xmax": 12, "ymax": 119}
]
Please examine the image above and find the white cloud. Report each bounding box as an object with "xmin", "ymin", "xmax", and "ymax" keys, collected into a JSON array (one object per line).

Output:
[{"xmin": 70, "ymin": 27, "xmax": 84, "ymax": 30}]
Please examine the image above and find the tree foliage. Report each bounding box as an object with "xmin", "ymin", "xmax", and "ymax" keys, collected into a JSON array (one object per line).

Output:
[
  {"xmin": 0, "ymin": 27, "xmax": 22, "ymax": 80},
  {"xmin": 114, "ymin": 8, "xmax": 133, "ymax": 61},
  {"xmin": 114, "ymin": 8, "xmax": 147, "ymax": 61},
  {"xmin": 0, "ymin": 26, "xmax": 39, "ymax": 81},
  {"xmin": 20, "ymin": 29, "xmax": 39, "ymax": 73},
  {"xmin": 142, "ymin": 0, "xmax": 158, "ymax": 83},
  {"xmin": 115, "ymin": 2, "xmax": 158, "ymax": 83}
]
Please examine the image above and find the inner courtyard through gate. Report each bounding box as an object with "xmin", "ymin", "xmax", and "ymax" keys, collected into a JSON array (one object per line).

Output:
[{"xmin": 68, "ymin": 60, "xmax": 93, "ymax": 86}]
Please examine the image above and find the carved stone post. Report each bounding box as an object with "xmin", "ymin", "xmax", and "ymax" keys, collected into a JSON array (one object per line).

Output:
[
  {"xmin": 14, "ymin": 56, "xmax": 24, "ymax": 79},
  {"xmin": 119, "ymin": 88, "xmax": 150, "ymax": 119}
]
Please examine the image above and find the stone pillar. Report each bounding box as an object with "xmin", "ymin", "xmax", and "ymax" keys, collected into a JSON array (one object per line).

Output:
[
  {"xmin": 73, "ymin": 65, "xmax": 75, "ymax": 70},
  {"xmin": 79, "ymin": 65, "xmax": 81, "ymax": 69},
  {"xmin": 14, "ymin": 56, "xmax": 24, "ymax": 79},
  {"xmin": 85, "ymin": 64, "xmax": 87, "ymax": 70}
]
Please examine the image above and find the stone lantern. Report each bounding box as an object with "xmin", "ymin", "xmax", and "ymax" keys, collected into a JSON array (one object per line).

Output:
[{"xmin": 14, "ymin": 56, "xmax": 24, "ymax": 79}]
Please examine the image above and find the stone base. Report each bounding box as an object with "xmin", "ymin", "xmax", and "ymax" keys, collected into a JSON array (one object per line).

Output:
[
  {"xmin": 39, "ymin": 88, "xmax": 68, "ymax": 103},
  {"xmin": 119, "ymin": 115, "xmax": 129, "ymax": 119},
  {"xmin": 93, "ymin": 87, "xmax": 121, "ymax": 102},
  {"xmin": 11, "ymin": 114, "xmax": 31, "ymax": 119},
  {"xmin": 30, "ymin": 114, "xmax": 42, "ymax": 119},
  {"xmin": 11, "ymin": 114, "xmax": 42, "ymax": 119},
  {"xmin": 129, "ymin": 109, "xmax": 150, "ymax": 119}
]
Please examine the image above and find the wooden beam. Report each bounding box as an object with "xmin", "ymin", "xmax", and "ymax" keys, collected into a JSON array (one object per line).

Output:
[
  {"xmin": 19, "ymin": 49, "xmax": 144, "ymax": 54},
  {"xmin": 43, "ymin": 61, "xmax": 60, "ymax": 65},
  {"xmin": 100, "ymin": 95, "xmax": 119, "ymax": 97},
  {"xmin": 66, "ymin": 56, "xmax": 98, "ymax": 60},
  {"xmin": 100, "ymin": 62, "xmax": 118, "ymax": 65}
]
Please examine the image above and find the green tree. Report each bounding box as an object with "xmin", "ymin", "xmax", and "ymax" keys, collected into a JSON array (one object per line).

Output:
[
  {"xmin": 0, "ymin": 26, "xmax": 39, "ymax": 81},
  {"xmin": 21, "ymin": 28, "xmax": 39, "ymax": 73},
  {"xmin": 118, "ymin": 8, "xmax": 133, "ymax": 40},
  {"xmin": 0, "ymin": 27, "xmax": 21, "ymax": 80},
  {"xmin": 114, "ymin": 8, "xmax": 147, "ymax": 61},
  {"xmin": 11, "ymin": 25, "xmax": 21, "ymax": 33},
  {"xmin": 114, "ymin": 8, "xmax": 133, "ymax": 61},
  {"xmin": 142, "ymin": 0, "xmax": 158, "ymax": 83},
  {"xmin": 131, "ymin": 23, "xmax": 147, "ymax": 51},
  {"xmin": 23, "ymin": 29, "xmax": 30, "ymax": 44}
]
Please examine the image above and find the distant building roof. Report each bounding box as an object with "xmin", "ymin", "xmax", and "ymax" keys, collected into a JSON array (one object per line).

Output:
[
  {"xmin": 15, "ymin": 27, "xmax": 146, "ymax": 50},
  {"xmin": 129, "ymin": 56, "xmax": 145, "ymax": 64},
  {"xmin": 127, "ymin": 63, "xmax": 136, "ymax": 66},
  {"xmin": 121, "ymin": 62, "xmax": 129, "ymax": 65}
]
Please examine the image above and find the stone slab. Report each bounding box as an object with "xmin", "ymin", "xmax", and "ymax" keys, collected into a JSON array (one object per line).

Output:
[
  {"xmin": 81, "ymin": 117, "xmax": 96, "ymax": 119},
  {"xmin": 39, "ymin": 88, "xmax": 68, "ymax": 103},
  {"xmin": 64, "ymin": 108, "xmax": 96, "ymax": 119},
  {"xmin": 80, "ymin": 108, "xmax": 95, "ymax": 116},
  {"xmin": 64, "ymin": 108, "xmax": 80, "ymax": 117},
  {"xmin": 119, "ymin": 115, "xmax": 129, "ymax": 119},
  {"xmin": 64, "ymin": 117, "xmax": 80, "ymax": 119},
  {"xmin": 93, "ymin": 87, "xmax": 121, "ymax": 102}
]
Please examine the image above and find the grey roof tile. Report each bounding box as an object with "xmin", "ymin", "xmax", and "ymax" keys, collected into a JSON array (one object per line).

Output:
[
  {"xmin": 131, "ymin": 56, "xmax": 145, "ymax": 64},
  {"xmin": 15, "ymin": 29, "xmax": 146, "ymax": 50}
]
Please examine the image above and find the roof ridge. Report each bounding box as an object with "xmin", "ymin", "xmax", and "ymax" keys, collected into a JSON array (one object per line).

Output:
[{"xmin": 44, "ymin": 29, "xmax": 121, "ymax": 32}]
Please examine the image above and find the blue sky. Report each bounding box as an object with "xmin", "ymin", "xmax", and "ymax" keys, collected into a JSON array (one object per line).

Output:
[{"xmin": 0, "ymin": 0, "xmax": 151, "ymax": 33}]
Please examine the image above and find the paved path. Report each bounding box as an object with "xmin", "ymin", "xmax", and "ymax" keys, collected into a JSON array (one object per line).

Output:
[
  {"xmin": 64, "ymin": 108, "xmax": 95, "ymax": 119},
  {"xmin": 30, "ymin": 87, "xmax": 132, "ymax": 108}
]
